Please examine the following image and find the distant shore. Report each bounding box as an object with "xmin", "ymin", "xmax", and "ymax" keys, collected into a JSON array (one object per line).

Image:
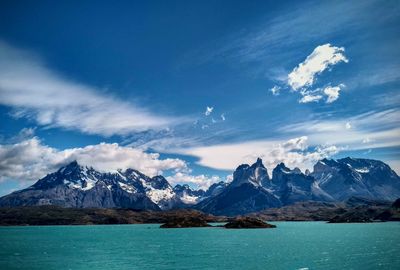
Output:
[{"xmin": 1, "ymin": 200, "xmax": 399, "ymax": 226}]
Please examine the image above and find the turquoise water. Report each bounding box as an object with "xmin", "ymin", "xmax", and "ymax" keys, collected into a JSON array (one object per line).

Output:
[{"xmin": 0, "ymin": 222, "xmax": 399, "ymax": 270}]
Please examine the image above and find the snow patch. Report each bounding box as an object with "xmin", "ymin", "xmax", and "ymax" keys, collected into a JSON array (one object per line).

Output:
[
  {"xmin": 355, "ymin": 168, "xmax": 369, "ymax": 173},
  {"xmin": 118, "ymin": 182, "xmax": 136, "ymax": 193}
]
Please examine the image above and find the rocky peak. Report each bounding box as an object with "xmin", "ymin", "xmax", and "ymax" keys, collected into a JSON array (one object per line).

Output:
[
  {"xmin": 58, "ymin": 160, "xmax": 82, "ymax": 174},
  {"xmin": 272, "ymin": 162, "xmax": 290, "ymax": 176},
  {"xmin": 205, "ymin": 181, "xmax": 228, "ymax": 196},
  {"xmin": 150, "ymin": 175, "xmax": 171, "ymax": 190},
  {"xmin": 251, "ymin": 158, "xmax": 265, "ymax": 168},
  {"xmin": 231, "ymin": 158, "xmax": 270, "ymax": 188}
]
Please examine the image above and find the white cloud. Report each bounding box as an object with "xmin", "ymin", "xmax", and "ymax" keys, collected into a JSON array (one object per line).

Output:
[
  {"xmin": 205, "ymin": 106, "xmax": 214, "ymax": 116},
  {"xmin": 166, "ymin": 173, "xmax": 223, "ymax": 190},
  {"xmin": 177, "ymin": 136, "xmax": 339, "ymax": 173},
  {"xmin": 287, "ymin": 43, "xmax": 348, "ymax": 90},
  {"xmin": 0, "ymin": 137, "xmax": 188, "ymax": 182},
  {"xmin": 221, "ymin": 114, "xmax": 226, "ymax": 121},
  {"xmin": 299, "ymin": 94, "xmax": 323, "ymax": 103},
  {"xmin": 279, "ymin": 109, "xmax": 400, "ymax": 151},
  {"xmin": 345, "ymin": 122, "xmax": 352, "ymax": 129},
  {"xmin": 0, "ymin": 41, "xmax": 180, "ymax": 136},
  {"xmin": 269, "ymin": 85, "xmax": 281, "ymax": 96},
  {"xmin": 324, "ymin": 85, "xmax": 343, "ymax": 103}
]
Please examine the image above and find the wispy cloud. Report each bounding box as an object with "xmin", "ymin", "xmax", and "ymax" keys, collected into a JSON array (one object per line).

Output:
[
  {"xmin": 299, "ymin": 93, "xmax": 323, "ymax": 104},
  {"xmin": 279, "ymin": 109, "xmax": 400, "ymax": 150},
  {"xmin": 176, "ymin": 136, "xmax": 339, "ymax": 172},
  {"xmin": 0, "ymin": 41, "xmax": 183, "ymax": 136}
]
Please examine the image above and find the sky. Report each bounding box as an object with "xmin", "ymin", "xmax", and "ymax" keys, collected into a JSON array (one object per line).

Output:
[{"xmin": 0, "ymin": 0, "xmax": 399, "ymax": 195}]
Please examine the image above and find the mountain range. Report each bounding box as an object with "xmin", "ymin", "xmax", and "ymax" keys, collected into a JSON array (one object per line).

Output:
[{"xmin": 1, "ymin": 157, "xmax": 399, "ymax": 215}]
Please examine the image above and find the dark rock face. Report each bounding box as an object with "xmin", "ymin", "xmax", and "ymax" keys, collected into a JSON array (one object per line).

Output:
[
  {"xmin": 160, "ymin": 216, "xmax": 211, "ymax": 228},
  {"xmin": 205, "ymin": 181, "xmax": 228, "ymax": 197},
  {"xmin": 392, "ymin": 198, "xmax": 400, "ymax": 209},
  {"xmin": 272, "ymin": 163, "xmax": 332, "ymax": 205},
  {"xmin": 197, "ymin": 157, "xmax": 400, "ymax": 216},
  {"xmin": 196, "ymin": 160, "xmax": 282, "ymax": 216},
  {"xmin": 197, "ymin": 183, "xmax": 281, "ymax": 216},
  {"xmin": 224, "ymin": 217, "xmax": 276, "ymax": 229},
  {"xmin": 230, "ymin": 158, "xmax": 270, "ymax": 188}
]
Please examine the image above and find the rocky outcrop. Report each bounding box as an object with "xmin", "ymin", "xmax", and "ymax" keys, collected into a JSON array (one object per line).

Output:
[
  {"xmin": 160, "ymin": 216, "xmax": 211, "ymax": 228},
  {"xmin": 224, "ymin": 217, "xmax": 276, "ymax": 229}
]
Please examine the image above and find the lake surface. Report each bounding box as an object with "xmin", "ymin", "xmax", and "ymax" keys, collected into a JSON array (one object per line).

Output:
[{"xmin": 0, "ymin": 222, "xmax": 399, "ymax": 270}]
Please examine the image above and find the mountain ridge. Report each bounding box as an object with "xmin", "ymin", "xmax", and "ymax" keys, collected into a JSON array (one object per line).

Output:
[{"xmin": 1, "ymin": 157, "xmax": 399, "ymax": 215}]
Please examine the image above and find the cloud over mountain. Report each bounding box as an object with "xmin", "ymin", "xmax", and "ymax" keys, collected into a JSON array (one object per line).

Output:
[{"xmin": 0, "ymin": 136, "xmax": 188, "ymax": 182}]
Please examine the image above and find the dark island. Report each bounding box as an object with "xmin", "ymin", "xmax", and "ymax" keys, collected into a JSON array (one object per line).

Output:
[
  {"xmin": 160, "ymin": 216, "xmax": 211, "ymax": 228},
  {"xmin": 224, "ymin": 217, "xmax": 276, "ymax": 229}
]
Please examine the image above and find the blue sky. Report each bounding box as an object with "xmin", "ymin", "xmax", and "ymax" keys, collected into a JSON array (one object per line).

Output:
[{"xmin": 0, "ymin": 0, "xmax": 399, "ymax": 195}]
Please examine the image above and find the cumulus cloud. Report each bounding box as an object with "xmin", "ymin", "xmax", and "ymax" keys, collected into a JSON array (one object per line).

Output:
[
  {"xmin": 205, "ymin": 106, "xmax": 214, "ymax": 116},
  {"xmin": 323, "ymin": 85, "xmax": 343, "ymax": 103},
  {"xmin": 0, "ymin": 41, "xmax": 180, "ymax": 136},
  {"xmin": 288, "ymin": 43, "xmax": 348, "ymax": 90},
  {"xmin": 0, "ymin": 137, "xmax": 188, "ymax": 182},
  {"xmin": 167, "ymin": 173, "xmax": 223, "ymax": 190},
  {"xmin": 177, "ymin": 136, "xmax": 339, "ymax": 172}
]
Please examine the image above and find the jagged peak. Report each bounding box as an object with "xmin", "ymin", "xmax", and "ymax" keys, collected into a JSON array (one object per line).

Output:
[
  {"xmin": 274, "ymin": 162, "xmax": 289, "ymax": 171},
  {"xmin": 236, "ymin": 163, "xmax": 250, "ymax": 171},
  {"xmin": 251, "ymin": 158, "xmax": 265, "ymax": 168},
  {"xmin": 58, "ymin": 160, "xmax": 83, "ymax": 174},
  {"xmin": 292, "ymin": 167, "xmax": 302, "ymax": 174}
]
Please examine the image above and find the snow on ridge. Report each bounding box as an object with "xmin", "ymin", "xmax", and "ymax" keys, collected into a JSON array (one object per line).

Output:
[
  {"xmin": 118, "ymin": 182, "xmax": 136, "ymax": 193},
  {"xmin": 180, "ymin": 193, "xmax": 202, "ymax": 204},
  {"xmin": 355, "ymin": 168, "xmax": 370, "ymax": 173},
  {"xmin": 146, "ymin": 187, "xmax": 175, "ymax": 206}
]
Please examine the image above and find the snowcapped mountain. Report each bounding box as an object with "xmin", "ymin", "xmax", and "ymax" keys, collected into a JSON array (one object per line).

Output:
[
  {"xmin": 173, "ymin": 184, "xmax": 206, "ymax": 204},
  {"xmin": 1, "ymin": 157, "xmax": 399, "ymax": 215},
  {"xmin": 311, "ymin": 157, "xmax": 400, "ymax": 201},
  {"xmin": 196, "ymin": 159, "xmax": 282, "ymax": 216},
  {"xmin": 196, "ymin": 157, "xmax": 400, "ymax": 215},
  {"xmin": 0, "ymin": 161, "xmax": 181, "ymax": 210}
]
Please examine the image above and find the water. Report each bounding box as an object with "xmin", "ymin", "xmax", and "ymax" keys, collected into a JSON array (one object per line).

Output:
[{"xmin": 0, "ymin": 222, "xmax": 399, "ymax": 270}]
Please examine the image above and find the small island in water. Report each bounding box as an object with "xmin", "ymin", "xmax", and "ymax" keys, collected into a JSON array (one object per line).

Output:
[
  {"xmin": 160, "ymin": 216, "xmax": 212, "ymax": 228},
  {"xmin": 159, "ymin": 216, "xmax": 276, "ymax": 229},
  {"xmin": 224, "ymin": 217, "xmax": 276, "ymax": 229}
]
